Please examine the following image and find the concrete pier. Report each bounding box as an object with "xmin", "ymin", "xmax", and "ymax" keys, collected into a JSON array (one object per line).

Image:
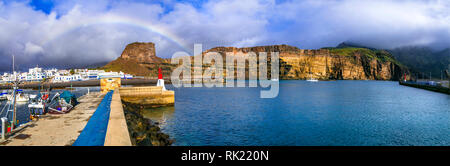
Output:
[
  {"xmin": 104, "ymin": 89, "xmax": 132, "ymax": 146},
  {"xmin": 400, "ymin": 81, "xmax": 450, "ymax": 95},
  {"xmin": 120, "ymin": 86, "xmax": 175, "ymax": 106},
  {"xmin": 1, "ymin": 92, "xmax": 104, "ymax": 146},
  {"xmin": 0, "ymin": 85, "xmax": 173, "ymax": 146}
]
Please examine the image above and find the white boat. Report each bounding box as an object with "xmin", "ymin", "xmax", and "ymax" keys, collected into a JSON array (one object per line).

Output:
[
  {"xmin": 307, "ymin": 78, "xmax": 319, "ymax": 82},
  {"xmin": 28, "ymin": 92, "xmax": 51, "ymax": 117},
  {"xmin": 7, "ymin": 90, "xmax": 30, "ymax": 102},
  {"xmin": 307, "ymin": 72, "xmax": 319, "ymax": 82},
  {"xmin": 29, "ymin": 94, "xmax": 37, "ymax": 99},
  {"xmin": 0, "ymin": 90, "xmax": 9, "ymax": 100},
  {"xmin": 28, "ymin": 101, "xmax": 46, "ymax": 116}
]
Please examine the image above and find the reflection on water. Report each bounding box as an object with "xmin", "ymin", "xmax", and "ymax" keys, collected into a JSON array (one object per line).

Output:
[{"xmin": 140, "ymin": 106, "xmax": 175, "ymax": 128}]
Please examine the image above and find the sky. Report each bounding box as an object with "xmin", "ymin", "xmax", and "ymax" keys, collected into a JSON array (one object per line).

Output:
[{"xmin": 0, "ymin": 0, "xmax": 450, "ymax": 71}]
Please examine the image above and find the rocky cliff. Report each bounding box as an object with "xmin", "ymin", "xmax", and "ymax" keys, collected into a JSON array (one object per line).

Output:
[
  {"xmin": 119, "ymin": 42, "xmax": 162, "ymax": 63},
  {"xmin": 201, "ymin": 45, "xmax": 409, "ymax": 80},
  {"xmin": 101, "ymin": 42, "xmax": 173, "ymax": 77},
  {"xmin": 103, "ymin": 42, "xmax": 409, "ymax": 80}
]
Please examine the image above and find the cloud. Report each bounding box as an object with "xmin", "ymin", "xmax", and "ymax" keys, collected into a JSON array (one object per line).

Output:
[
  {"xmin": 269, "ymin": 0, "xmax": 450, "ymax": 49},
  {"xmin": 24, "ymin": 42, "xmax": 44, "ymax": 55},
  {"xmin": 0, "ymin": 0, "xmax": 449, "ymax": 72}
]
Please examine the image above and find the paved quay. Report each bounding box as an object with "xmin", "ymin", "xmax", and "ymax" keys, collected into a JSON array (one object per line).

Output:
[{"xmin": 1, "ymin": 92, "xmax": 104, "ymax": 146}]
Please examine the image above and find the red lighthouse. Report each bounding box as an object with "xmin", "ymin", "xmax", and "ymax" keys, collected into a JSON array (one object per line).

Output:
[
  {"xmin": 158, "ymin": 68, "xmax": 163, "ymax": 79},
  {"xmin": 156, "ymin": 67, "xmax": 166, "ymax": 91}
]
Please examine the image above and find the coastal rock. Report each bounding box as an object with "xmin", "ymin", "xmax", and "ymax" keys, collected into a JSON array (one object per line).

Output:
[
  {"xmin": 122, "ymin": 101, "xmax": 174, "ymax": 146},
  {"xmin": 201, "ymin": 45, "xmax": 410, "ymax": 80},
  {"xmin": 120, "ymin": 42, "xmax": 162, "ymax": 63},
  {"xmin": 103, "ymin": 42, "xmax": 410, "ymax": 80},
  {"xmin": 102, "ymin": 42, "xmax": 174, "ymax": 77}
]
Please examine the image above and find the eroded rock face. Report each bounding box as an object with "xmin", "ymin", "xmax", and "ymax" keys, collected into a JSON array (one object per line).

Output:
[
  {"xmin": 120, "ymin": 42, "xmax": 162, "ymax": 64},
  {"xmin": 105, "ymin": 42, "xmax": 410, "ymax": 80},
  {"xmin": 201, "ymin": 45, "xmax": 410, "ymax": 80},
  {"xmin": 102, "ymin": 42, "xmax": 174, "ymax": 77}
]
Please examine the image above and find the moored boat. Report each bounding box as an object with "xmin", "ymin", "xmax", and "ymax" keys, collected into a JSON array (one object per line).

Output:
[
  {"xmin": 28, "ymin": 92, "xmax": 51, "ymax": 118},
  {"xmin": 7, "ymin": 89, "xmax": 30, "ymax": 102},
  {"xmin": 47, "ymin": 91, "xmax": 77, "ymax": 114},
  {"xmin": 0, "ymin": 90, "xmax": 9, "ymax": 100}
]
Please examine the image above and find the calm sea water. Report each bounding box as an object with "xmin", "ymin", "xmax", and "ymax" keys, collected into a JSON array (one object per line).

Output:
[{"xmin": 143, "ymin": 80, "xmax": 450, "ymax": 146}]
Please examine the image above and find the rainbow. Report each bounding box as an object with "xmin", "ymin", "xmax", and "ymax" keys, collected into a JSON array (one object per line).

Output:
[{"xmin": 42, "ymin": 14, "xmax": 191, "ymax": 52}]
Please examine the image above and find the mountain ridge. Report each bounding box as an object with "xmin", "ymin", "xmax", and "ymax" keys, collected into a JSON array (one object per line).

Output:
[{"xmin": 101, "ymin": 42, "xmax": 410, "ymax": 81}]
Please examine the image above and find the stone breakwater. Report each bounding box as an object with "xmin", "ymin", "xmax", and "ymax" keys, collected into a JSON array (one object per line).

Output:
[{"xmin": 122, "ymin": 101, "xmax": 173, "ymax": 146}]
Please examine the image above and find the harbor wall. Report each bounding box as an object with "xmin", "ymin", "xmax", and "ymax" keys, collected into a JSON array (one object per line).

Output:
[
  {"xmin": 119, "ymin": 86, "xmax": 175, "ymax": 106},
  {"xmin": 399, "ymin": 81, "xmax": 450, "ymax": 95},
  {"xmin": 74, "ymin": 86, "xmax": 174, "ymax": 146},
  {"xmin": 104, "ymin": 89, "xmax": 132, "ymax": 146},
  {"xmin": 73, "ymin": 91, "xmax": 114, "ymax": 146}
]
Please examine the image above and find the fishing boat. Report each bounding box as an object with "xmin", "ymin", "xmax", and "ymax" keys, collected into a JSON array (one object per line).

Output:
[
  {"xmin": 7, "ymin": 89, "xmax": 30, "ymax": 102},
  {"xmin": 47, "ymin": 91, "xmax": 77, "ymax": 114},
  {"xmin": 28, "ymin": 92, "xmax": 50, "ymax": 117}
]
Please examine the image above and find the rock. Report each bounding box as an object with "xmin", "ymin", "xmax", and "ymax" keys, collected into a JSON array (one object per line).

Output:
[
  {"xmin": 101, "ymin": 42, "xmax": 173, "ymax": 77},
  {"xmin": 201, "ymin": 45, "xmax": 410, "ymax": 80},
  {"xmin": 122, "ymin": 101, "xmax": 174, "ymax": 146},
  {"xmin": 103, "ymin": 42, "xmax": 410, "ymax": 80},
  {"xmin": 120, "ymin": 42, "xmax": 162, "ymax": 63}
]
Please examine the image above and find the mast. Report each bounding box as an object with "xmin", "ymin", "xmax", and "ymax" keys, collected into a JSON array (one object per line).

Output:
[{"xmin": 12, "ymin": 55, "xmax": 17, "ymax": 130}]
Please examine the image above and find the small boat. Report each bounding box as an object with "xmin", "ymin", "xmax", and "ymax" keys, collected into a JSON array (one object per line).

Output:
[
  {"xmin": 47, "ymin": 91, "xmax": 77, "ymax": 114},
  {"xmin": 7, "ymin": 89, "xmax": 30, "ymax": 102},
  {"xmin": 28, "ymin": 92, "xmax": 51, "ymax": 117},
  {"xmin": 0, "ymin": 90, "xmax": 9, "ymax": 100},
  {"xmin": 306, "ymin": 71, "xmax": 319, "ymax": 82},
  {"xmin": 307, "ymin": 78, "xmax": 319, "ymax": 82}
]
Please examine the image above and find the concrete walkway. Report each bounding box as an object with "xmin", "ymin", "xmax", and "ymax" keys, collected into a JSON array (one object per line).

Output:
[
  {"xmin": 104, "ymin": 89, "xmax": 132, "ymax": 146},
  {"xmin": 1, "ymin": 92, "xmax": 104, "ymax": 146}
]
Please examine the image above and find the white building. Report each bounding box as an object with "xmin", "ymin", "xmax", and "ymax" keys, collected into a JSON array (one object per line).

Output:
[
  {"xmin": 0, "ymin": 67, "xmax": 133, "ymax": 83},
  {"xmin": 86, "ymin": 70, "xmax": 105, "ymax": 80},
  {"xmin": 53, "ymin": 74, "xmax": 82, "ymax": 82}
]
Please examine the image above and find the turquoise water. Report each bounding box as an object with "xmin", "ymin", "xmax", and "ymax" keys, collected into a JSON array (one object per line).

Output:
[{"xmin": 146, "ymin": 81, "xmax": 450, "ymax": 146}]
